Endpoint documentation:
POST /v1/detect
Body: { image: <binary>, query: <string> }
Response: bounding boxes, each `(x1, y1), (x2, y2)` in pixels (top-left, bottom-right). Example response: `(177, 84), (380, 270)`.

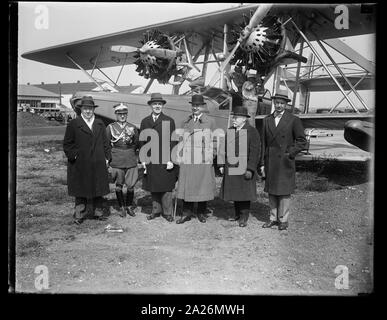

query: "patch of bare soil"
(17, 112), (63, 127)
(14, 135), (373, 294)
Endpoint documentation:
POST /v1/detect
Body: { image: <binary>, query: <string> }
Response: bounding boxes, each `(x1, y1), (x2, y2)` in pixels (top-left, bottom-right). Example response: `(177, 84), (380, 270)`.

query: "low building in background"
(34, 81), (143, 110)
(17, 84), (60, 113)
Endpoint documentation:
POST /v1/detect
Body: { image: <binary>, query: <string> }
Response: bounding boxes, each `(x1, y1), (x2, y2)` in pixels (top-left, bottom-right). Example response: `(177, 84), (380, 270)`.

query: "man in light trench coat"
(259, 90), (307, 230)
(175, 94), (217, 224)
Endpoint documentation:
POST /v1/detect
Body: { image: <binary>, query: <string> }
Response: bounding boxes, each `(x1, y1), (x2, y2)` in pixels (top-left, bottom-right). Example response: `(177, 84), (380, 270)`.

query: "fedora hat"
(271, 88), (291, 102)
(231, 106), (250, 118)
(147, 92), (166, 105)
(113, 103), (128, 113)
(189, 94), (206, 105)
(79, 96), (99, 108)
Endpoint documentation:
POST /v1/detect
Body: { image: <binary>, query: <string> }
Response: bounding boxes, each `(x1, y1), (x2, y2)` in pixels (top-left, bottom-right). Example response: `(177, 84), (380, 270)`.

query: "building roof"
(18, 84), (59, 98)
(31, 82), (142, 95)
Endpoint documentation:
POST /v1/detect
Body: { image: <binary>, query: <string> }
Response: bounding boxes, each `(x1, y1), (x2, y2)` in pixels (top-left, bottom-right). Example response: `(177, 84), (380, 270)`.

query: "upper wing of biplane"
(22, 4), (375, 70)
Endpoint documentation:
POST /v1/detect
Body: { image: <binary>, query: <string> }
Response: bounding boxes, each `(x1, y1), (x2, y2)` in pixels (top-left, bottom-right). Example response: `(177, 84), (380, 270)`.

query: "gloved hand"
(244, 170), (253, 180)
(260, 166), (265, 178)
(166, 161), (174, 170)
(142, 162), (147, 174)
(219, 167), (224, 175)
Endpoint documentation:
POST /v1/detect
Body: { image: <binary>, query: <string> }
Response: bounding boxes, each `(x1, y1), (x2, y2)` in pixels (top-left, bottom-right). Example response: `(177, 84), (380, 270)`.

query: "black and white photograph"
(11, 2), (374, 299)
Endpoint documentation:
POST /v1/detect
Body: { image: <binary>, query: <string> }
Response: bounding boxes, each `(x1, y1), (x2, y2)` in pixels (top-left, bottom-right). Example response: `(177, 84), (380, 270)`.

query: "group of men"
(63, 90), (307, 230)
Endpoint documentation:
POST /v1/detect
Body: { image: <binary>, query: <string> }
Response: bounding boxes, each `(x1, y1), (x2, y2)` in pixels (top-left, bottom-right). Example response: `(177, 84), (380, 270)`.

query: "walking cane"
(173, 195), (177, 220)
(173, 182), (178, 220)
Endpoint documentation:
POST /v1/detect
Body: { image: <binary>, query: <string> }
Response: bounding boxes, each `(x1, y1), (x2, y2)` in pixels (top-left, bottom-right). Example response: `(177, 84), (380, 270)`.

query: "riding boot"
(125, 190), (136, 217)
(115, 190), (126, 217)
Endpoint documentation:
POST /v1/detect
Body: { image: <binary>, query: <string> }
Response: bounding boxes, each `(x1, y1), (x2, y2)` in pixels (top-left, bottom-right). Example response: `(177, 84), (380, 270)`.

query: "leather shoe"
(176, 216), (191, 224)
(119, 207), (126, 218)
(197, 213), (206, 223)
(262, 221), (278, 228)
(278, 222), (288, 230)
(74, 218), (84, 225)
(94, 216), (108, 221)
(239, 219), (247, 227)
(125, 206), (136, 217)
(228, 215), (240, 221)
(147, 212), (160, 220)
(162, 214), (174, 222)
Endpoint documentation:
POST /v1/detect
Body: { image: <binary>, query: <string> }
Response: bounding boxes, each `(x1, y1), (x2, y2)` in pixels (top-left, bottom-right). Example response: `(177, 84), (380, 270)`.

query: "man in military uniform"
(106, 103), (139, 217)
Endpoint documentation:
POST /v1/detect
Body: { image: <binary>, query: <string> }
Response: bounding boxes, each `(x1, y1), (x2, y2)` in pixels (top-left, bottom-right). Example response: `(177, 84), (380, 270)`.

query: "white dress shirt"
(152, 114), (159, 122)
(81, 114), (95, 131)
(193, 113), (203, 122)
(274, 111), (284, 127)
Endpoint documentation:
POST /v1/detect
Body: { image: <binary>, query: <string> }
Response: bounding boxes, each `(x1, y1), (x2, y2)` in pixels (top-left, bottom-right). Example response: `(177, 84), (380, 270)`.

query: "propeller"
(110, 45), (181, 60)
(208, 4), (273, 87)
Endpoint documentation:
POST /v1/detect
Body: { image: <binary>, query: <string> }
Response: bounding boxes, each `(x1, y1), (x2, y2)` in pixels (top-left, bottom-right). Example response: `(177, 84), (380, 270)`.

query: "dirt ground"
(13, 134), (373, 295)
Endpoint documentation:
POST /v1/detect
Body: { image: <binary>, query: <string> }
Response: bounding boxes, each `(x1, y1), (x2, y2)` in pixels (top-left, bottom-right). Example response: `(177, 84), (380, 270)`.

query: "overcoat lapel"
(269, 111), (292, 144)
(151, 113), (164, 129)
(267, 114), (276, 137)
(91, 120), (104, 152)
(77, 117), (93, 135)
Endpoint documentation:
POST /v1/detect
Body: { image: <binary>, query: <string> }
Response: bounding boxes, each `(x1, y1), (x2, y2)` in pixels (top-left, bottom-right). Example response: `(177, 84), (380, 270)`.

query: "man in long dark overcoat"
(219, 104), (261, 227)
(63, 96), (112, 224)
(259, 90), (307, 230)
(139, 93), (178, 222)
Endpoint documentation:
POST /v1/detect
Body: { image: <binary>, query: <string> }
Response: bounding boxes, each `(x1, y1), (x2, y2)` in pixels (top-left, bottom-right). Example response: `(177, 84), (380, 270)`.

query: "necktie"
(194, 116), (197, 122)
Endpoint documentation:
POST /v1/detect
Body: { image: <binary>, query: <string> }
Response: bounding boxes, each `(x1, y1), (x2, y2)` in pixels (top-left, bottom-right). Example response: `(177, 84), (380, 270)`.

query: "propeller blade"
(208, 4), (273, 87)
(141, 48), (180, 60)
(110, 45), (139, 53)
(245, 4), (272, 32)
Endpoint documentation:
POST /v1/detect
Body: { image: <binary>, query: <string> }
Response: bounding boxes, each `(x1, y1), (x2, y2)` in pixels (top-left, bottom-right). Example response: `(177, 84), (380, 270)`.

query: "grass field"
(13, 134), (373, 294)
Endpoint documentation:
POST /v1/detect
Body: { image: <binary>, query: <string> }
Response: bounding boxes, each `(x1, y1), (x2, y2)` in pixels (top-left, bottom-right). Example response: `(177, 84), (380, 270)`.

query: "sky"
(17, 2), (375, 110)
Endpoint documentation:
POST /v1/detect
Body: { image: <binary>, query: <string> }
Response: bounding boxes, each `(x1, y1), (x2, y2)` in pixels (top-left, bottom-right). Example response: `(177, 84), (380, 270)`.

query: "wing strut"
(115, 53), (128, 84)
(289, 19), (360, 114)
(66, 53), (105, 91)
(90, 46), (103, 76)
(329, 73), (369, 113)
(144, 78), (154, 94)
(290, 39), (304, 113)
(312, 34), (369, 111)
(95, 66), (119, 89)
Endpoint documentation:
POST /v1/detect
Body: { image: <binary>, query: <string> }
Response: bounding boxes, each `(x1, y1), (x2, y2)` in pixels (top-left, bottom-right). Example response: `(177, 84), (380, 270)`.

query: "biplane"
(21, 3), (375, 154)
